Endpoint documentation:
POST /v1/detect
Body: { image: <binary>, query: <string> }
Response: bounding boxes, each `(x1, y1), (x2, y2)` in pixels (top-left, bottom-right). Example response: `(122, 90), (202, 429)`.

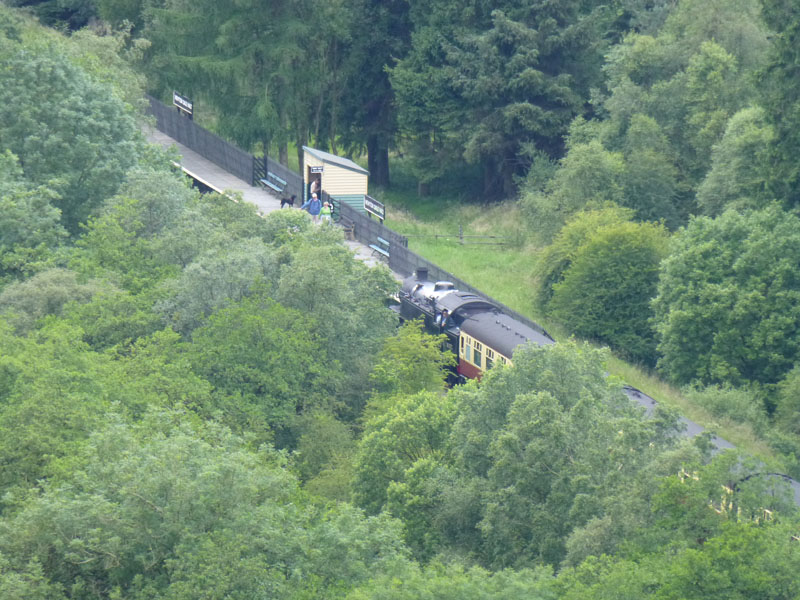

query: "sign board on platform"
(364, 194), (385, 221)
(310, 166), (324, 173)
(173, 92), (193, 118)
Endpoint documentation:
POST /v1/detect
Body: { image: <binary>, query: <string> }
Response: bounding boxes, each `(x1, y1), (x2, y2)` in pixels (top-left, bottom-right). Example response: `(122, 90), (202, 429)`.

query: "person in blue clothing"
(301, 193), (322, 223)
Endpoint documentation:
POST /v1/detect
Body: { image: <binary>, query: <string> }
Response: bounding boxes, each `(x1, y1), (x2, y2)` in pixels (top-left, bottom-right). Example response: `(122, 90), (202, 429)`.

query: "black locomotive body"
(399, 268), (555, 380)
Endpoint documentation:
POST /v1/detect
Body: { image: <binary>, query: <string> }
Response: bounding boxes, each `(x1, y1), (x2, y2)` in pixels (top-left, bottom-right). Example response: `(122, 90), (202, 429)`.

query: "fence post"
(459, 224), (463, 245)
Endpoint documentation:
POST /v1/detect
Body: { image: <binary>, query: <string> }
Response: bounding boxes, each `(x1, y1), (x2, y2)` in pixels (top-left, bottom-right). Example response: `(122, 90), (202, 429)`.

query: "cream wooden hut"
(302, 146), (369, 213)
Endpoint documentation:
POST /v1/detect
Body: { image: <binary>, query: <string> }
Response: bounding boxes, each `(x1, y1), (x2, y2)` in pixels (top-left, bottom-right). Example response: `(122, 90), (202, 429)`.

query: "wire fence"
(405, 225), (509, 245)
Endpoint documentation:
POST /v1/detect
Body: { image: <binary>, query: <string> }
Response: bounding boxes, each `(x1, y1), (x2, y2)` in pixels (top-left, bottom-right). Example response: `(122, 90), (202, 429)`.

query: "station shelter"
(302, 146), (369, 214)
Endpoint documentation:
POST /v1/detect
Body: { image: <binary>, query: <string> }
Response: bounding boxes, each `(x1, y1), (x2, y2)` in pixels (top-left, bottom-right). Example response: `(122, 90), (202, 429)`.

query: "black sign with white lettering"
(364, 195), (385, 220)
(173, 91), (193, 117)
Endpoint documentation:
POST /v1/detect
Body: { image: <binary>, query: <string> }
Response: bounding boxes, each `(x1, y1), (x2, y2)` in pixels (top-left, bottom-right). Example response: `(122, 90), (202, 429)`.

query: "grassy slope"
(374, 165), (775, 461)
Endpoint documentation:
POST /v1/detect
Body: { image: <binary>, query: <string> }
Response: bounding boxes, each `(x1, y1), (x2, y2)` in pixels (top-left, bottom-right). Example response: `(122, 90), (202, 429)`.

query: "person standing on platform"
(300, 193), (322, 223)
(320, 201), (332, 224)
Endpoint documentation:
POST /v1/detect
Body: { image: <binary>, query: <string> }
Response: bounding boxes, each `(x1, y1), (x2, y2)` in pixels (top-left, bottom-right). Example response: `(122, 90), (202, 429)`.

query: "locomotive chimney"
(416, 267), (429, 281)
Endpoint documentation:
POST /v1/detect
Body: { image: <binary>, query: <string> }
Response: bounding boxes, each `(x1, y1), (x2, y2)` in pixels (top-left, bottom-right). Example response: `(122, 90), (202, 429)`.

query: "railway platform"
(144, 124), (401, 280)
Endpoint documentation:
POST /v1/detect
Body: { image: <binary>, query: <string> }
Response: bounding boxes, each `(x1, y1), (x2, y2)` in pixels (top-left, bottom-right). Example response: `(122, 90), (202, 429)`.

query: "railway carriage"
(399, 268), (555, 379)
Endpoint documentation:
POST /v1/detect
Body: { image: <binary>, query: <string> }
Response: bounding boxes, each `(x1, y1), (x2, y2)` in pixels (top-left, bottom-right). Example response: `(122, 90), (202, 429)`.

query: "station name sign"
(173, 91), (193, 117)
(364, 194), (385, 221)
(309, 166), (324, 173)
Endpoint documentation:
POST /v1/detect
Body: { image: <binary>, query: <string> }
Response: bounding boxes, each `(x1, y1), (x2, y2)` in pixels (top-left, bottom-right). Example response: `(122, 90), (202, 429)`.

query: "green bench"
(259, 172), (287, 193)
(369, 236), (390, 261)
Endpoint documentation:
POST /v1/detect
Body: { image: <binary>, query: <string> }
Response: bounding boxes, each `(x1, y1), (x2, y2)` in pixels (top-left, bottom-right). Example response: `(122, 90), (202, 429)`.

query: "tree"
(352, 391), (458, 516)
(155, 238), (281, 336)
(683, 41), (745, 170)
(105, 328), (214, 419)
(0, 269), (108, 334)
(576, 0), (770, 220)
(337, 0), (411, 186)
(274, 235), (398, 420)
(620, 114), (680, 226)
(347, 562), (555, 600)
(374, 342), (681, 569)
(652, 206), (800, 386)
(0, 48), (142, 233)
(758, 0), (800, 207)
(558, 517), (800, 600)
(696, 107), (774, 216)
(292, 411), (356, 502)
(144, 0), (350, 171)
(5, 0), (95, 30)
(561, 435), (705, 567)
(0, 418), (410, 598)
(392, 0), (605, 198)
(0, 320), (113, 501)
(368, 319), (455, 415)
(0, 321), (212, 504)
(0, 151), (66, 283)
(522, 141), (625, 241)
(533, 203), (635, 311)
(0, 553), (67, 600)
(186, 292), (331, 444)
(476, 375), (671, 566)
(72, 198), (180, 295)
(549, 220), (670, 365)
(774, 365), (800, 436)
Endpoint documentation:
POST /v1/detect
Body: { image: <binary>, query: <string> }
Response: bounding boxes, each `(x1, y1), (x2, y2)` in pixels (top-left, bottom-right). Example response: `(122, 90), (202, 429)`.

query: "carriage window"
(461, 337), (465, 351)
(474, 341), (482, 352)
(474, 348), (482, 368)
(465, 345), (471, 362)
(486, 357), (493, 369)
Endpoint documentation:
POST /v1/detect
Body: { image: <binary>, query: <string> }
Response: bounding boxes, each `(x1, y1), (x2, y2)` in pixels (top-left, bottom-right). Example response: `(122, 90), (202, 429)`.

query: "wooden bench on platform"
(259, 172), (287, 194)
(369, 236), (390, 261)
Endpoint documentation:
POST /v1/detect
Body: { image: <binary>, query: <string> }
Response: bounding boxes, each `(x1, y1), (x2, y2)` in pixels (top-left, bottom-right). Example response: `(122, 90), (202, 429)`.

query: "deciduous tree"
(368, 319), (455, 415)
(549, 220), (670, 365)
(186, 293), (330, 443)
(0, 48), (142, 233)
(0, 418), (409, 598)
(696, 106), (773, 216)
(0, 151), (66, 283)
(653, 206), (800, 386)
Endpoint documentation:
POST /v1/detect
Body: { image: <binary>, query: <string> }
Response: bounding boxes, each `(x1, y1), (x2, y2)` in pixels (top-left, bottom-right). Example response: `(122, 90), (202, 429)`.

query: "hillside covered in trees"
(4, 0), (800, 598)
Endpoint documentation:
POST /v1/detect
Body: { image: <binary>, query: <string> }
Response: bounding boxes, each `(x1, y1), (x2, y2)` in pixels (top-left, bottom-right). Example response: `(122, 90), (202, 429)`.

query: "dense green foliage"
(6, 2), (800, 598)
(0, 47), (143, 234)
(653, 206), (800, 387)
(548, 217), (669, 365)
(391, 0), (604, 197)
(758, 0), (800, 207)
(354, 342), (697, 568)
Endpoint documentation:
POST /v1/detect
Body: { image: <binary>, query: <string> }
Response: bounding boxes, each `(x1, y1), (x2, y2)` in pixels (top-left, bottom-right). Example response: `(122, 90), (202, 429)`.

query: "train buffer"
(259, 172), (287, 194)
(369, 236), (390, 261)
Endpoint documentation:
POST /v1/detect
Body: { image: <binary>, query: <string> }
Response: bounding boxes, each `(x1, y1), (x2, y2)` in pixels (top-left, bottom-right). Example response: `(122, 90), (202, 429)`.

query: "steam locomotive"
(398, 268), (555, 380)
